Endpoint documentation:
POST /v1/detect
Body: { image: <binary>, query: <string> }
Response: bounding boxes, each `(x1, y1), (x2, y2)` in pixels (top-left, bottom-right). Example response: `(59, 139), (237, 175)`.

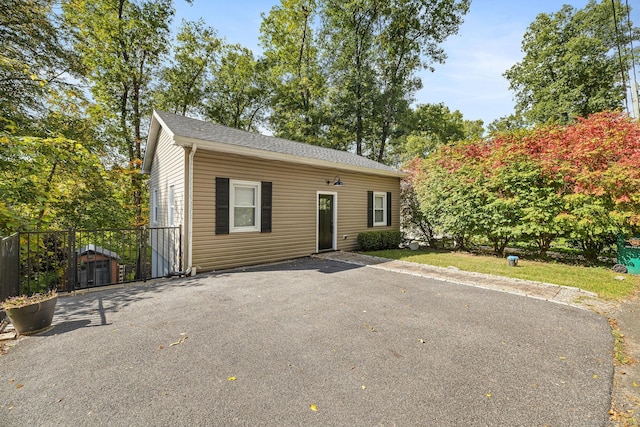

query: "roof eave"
(174, 135), (407, 178)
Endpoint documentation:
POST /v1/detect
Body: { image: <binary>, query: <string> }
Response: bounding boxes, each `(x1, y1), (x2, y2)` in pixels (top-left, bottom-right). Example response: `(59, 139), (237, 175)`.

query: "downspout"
(167, 143), (197, 278)
(186, 143), (197, 276)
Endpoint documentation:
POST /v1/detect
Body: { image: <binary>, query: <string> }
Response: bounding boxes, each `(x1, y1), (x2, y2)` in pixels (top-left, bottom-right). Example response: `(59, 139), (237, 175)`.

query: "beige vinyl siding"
(148, 127), (186, 273)
(192, 150), (400, 271)
(148, 127), (186, 227)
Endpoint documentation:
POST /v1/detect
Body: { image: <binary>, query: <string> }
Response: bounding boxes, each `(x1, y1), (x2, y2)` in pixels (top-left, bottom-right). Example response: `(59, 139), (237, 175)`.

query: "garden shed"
(77, 244), (121, 288)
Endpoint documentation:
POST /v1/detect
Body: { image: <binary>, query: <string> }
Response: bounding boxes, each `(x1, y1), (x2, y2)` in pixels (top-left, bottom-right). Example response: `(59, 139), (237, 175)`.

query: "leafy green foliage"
(392, 103), (483, 164)
(0, 0), (485, 235)
(63, 0), (175, 224)
(504, 1), (636, 124)
(400, 158), (437, 247)
(411, 112), (640, 259)
(320, 0), (470, 162)
(155, 19), (222, 116)
(203, 44), (270, 131)
(260, 0), (329, 146)
(0, 0), (81, 128)
(0, 131), (130, 233)
(357, 230), (403, 251)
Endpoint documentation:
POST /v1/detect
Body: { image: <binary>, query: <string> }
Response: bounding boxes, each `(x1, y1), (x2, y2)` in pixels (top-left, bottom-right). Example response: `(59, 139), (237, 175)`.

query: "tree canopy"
(0, 0), (81, 129)
(504, 0), (639, 125)
(4, 0), (639, 251)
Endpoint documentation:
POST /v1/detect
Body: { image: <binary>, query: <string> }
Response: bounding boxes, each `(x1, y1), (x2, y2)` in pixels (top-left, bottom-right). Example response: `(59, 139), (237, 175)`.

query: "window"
(368, 191), (392, 228)
(230, 180), (261, 232)
(168, 185), (175, 226)
(152, 189), (159, 224)
(373, 192), (387, 226)
(216, 177), (272, 235)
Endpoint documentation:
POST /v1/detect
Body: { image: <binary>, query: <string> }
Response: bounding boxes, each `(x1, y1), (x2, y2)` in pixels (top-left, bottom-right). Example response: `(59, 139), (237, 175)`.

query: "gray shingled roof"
(154, 111), (400, 174)
(77, 244), (120, 260)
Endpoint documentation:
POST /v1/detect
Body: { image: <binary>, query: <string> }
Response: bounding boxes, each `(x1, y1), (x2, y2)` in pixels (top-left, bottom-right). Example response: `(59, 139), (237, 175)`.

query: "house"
(141, 110), (404, 274)
(77, 244), (120, 287)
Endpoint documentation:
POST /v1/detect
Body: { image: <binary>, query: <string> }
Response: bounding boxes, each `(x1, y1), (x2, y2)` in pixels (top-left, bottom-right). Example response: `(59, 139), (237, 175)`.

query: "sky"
(173, 0), (640, 127)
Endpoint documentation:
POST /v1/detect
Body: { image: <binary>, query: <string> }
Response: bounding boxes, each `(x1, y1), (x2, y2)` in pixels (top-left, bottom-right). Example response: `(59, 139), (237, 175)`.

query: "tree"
(0, 0), (81, 128)
(504, 1), (638, 124)
(155, 19), (223, 116)
(415, 144), (486, 251)
(372, 0), (470, 163)
(401, 158), (437, 246)
(0, 132), (129, 233)
(557, 193), (618, 262)
(321, 0), (470, 162)
(396, 103), (473, 159)
(321, 0), (380, 156)
(487, 114), (526, 135)
(63, 0), (175, 225)
(260, 0), (329, 145)
(203, 45), (270, 132)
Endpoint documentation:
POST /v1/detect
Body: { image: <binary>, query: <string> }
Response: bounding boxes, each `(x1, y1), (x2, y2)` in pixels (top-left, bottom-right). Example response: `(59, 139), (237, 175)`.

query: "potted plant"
(2, 290), (57, 335)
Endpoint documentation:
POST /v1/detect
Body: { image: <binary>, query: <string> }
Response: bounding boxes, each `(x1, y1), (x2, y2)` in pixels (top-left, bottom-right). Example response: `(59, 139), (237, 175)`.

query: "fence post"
(141, 226), (147, 282)
(179, 226), (183, 273)
(67, 228), (75, 292)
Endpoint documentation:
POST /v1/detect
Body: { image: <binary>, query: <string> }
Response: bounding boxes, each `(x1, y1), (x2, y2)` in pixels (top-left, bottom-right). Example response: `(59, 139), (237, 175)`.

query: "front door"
(318, 194), (334, 251)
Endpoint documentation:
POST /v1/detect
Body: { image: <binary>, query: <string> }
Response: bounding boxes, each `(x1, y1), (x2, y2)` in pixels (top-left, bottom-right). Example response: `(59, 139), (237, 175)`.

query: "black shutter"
(216, 177), (229, 235)
(386, 191), (392, 226)
(367, 191), (373, 228)
(261, 181), (272, 233)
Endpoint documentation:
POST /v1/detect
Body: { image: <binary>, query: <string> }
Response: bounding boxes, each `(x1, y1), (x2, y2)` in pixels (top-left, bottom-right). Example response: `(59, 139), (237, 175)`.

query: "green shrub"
(357, 230), (402, 251)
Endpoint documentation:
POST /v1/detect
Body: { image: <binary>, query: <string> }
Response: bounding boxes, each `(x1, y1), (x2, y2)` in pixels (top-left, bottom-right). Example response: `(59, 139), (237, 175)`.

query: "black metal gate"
(0, 233), (20, 302)
(15, 227), (181, 295)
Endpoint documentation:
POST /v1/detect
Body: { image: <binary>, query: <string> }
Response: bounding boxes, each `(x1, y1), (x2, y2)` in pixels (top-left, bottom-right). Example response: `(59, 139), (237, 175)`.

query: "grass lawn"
(365, 249), (640, 300)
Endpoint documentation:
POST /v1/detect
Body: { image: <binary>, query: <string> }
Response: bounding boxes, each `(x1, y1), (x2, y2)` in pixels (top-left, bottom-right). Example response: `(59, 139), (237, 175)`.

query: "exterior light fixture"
(327, 176), (344, 186)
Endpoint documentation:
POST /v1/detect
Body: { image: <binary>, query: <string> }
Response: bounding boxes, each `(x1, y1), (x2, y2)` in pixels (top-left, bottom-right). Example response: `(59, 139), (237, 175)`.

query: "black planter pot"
(6, 296), (57, 335)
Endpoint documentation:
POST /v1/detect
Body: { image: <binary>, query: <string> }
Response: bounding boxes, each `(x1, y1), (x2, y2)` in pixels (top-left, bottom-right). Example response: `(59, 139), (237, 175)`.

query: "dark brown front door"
(318, 194), (334, 251)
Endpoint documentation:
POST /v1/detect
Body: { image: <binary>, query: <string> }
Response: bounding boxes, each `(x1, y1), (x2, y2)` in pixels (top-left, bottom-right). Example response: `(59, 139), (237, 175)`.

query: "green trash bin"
(617, 235), (640, 275)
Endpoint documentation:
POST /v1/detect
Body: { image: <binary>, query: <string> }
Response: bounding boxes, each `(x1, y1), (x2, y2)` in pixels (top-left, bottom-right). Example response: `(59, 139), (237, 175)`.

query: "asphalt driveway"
(0, 258), (612, 426)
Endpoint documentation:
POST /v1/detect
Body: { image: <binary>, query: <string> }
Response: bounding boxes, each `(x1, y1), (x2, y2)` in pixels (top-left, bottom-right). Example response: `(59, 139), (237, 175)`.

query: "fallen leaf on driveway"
(634, 382), (638, 387)
(310, 404), (318, 412)
(593, 374), (598, 379)
(170, 336), (188, 346)
(16, 384), (22, 389)
(559, 356), (566, 360)
(227, 376), (236, 381)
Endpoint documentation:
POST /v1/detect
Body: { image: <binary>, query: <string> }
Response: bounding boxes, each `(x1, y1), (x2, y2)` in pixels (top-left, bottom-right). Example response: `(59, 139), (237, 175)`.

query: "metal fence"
(1, 233), (20, 300)
(0, 227), (181, 297)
